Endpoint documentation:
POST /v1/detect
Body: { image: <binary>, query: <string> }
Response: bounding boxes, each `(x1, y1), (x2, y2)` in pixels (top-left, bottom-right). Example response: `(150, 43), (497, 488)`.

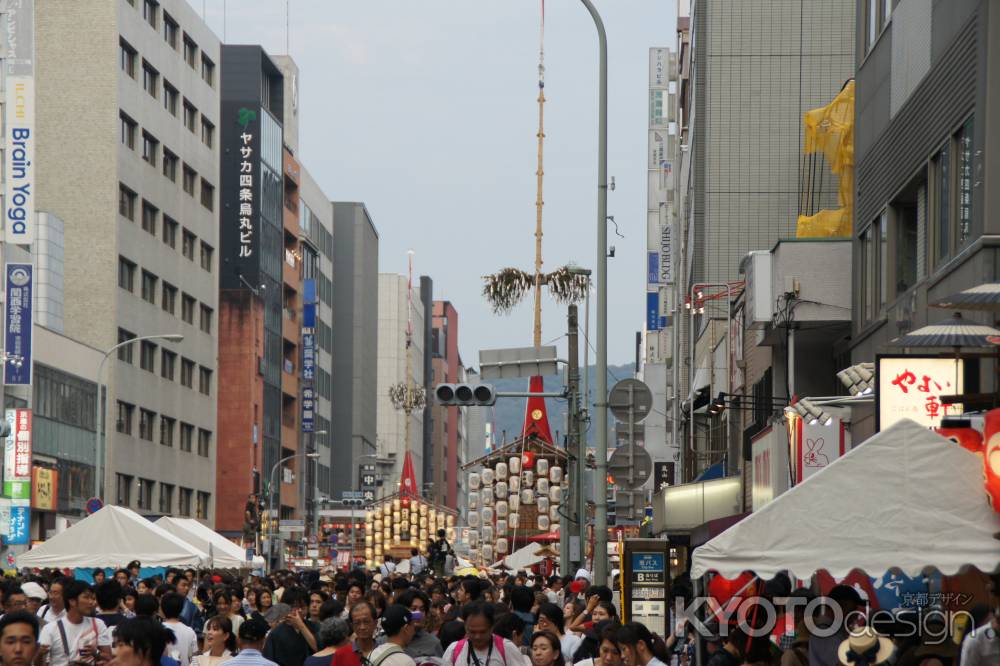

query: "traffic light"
(343, 498), (365, 508)
(434, 383), (497, 406)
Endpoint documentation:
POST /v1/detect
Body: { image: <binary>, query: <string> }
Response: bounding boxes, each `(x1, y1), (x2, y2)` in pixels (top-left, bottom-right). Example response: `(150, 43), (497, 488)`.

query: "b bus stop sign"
(621, 539), (671, 637)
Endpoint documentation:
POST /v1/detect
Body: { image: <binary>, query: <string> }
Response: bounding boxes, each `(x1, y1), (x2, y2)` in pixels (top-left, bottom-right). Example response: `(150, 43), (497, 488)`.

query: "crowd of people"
(0, 556), (993, 666)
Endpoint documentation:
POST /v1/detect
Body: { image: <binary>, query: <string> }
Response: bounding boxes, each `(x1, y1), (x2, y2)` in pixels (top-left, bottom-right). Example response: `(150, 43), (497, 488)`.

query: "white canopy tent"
(17, 505), (209, 569)
(156, 516), (265, 569)
(489, 542), (548, 572)
(692, 419), (1000, 580)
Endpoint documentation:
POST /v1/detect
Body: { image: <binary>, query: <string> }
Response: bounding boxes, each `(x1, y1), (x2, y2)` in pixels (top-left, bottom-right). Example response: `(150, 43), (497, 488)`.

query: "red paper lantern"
(707, 572), (754, 606)
(522, 452), (536, 470)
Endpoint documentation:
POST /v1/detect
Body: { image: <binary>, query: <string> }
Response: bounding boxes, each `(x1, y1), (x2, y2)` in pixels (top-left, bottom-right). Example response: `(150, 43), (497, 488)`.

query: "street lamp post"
(308, 430), (328, 536)
(94, 333), (184, 503)
(268, 450), (320, 570)
(579, 0), (609, 586)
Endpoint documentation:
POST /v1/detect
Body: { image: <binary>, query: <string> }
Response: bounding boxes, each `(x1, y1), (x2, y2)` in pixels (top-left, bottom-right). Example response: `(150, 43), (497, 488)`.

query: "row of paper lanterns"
(363, 499), (455, 568)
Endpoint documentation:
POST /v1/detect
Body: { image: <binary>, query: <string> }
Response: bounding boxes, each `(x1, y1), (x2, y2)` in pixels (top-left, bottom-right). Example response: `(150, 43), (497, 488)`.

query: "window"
(182, 164), (197, 195)
(140, 270), (157, 303)
(117, 328), (136, 363)
(180, 423), (194, 452)
(159, 483), (174, 514)
(199, 304), (213, 334)
(182, 229), (196, 259)
(119, 184), (137, 220)
(200, 117), (214, 148)
(140, 340), (156, 372)
(859, 213), (887, 324)
(196, 491), (210, 519)
(160, 416), (175, 447)
(179, 487), (193, 516)
(181, 294), (196, 324)
(957, 117), (974, 245)
(161, 349), (177, 380)
(139, 409), (155, 441)
(137, 478), (154, 511)
(200, 179), (214, 211)
(163, 81), (179, 116)
(162, 216), (178, 248)
(198, 366), (212, 395)
(119, 39), (137, 78)
(183, 100), (197, 132)
(163, 12), (178, 48)
(117, 474), (134, 506)
(183, 34), (198, 68)
(866, 0), (891, 53)
(120, 112), (136, 150)
(197, 428), (211, 457)
(160, 284), (178, 318)
(201, 54), (215, 86)
(141, 132), (158, 165)
(116, 402), (134, 435)
(142, 61), (159, 98)
(118, 257), (136, 292)
(143, 0), (158, 29)
(934, 143), (951, 264)
(141, 200), (158, 234)
(200, 242), (214, 272)
(180, 358), (195, 388)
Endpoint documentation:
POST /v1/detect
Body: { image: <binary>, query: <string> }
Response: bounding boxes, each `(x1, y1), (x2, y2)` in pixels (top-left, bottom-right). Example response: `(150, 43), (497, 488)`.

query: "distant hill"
(490, 363), (635, 447)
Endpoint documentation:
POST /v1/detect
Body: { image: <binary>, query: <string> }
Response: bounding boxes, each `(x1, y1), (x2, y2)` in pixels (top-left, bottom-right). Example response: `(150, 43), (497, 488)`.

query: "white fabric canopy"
(17, 505), (209, 569)
(156, 517), (264, 569)
(691, 419), (1000, 580)
(489, 541), (546, 572)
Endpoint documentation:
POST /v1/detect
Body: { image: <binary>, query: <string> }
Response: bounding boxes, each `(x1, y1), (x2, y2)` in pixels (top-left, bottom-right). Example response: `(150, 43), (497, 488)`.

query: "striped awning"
(931, 282), (1000, 311)
(890, 312), (1000, 348)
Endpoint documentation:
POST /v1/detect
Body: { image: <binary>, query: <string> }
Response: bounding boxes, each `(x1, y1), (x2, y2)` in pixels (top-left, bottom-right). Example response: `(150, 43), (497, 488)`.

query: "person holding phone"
(262, 588), (318, 666)
(36, 581), (112, 666)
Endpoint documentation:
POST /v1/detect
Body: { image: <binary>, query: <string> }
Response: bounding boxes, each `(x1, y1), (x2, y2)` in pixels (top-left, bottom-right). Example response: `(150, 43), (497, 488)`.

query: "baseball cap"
(381, 604), (414, 636)
(21, 582), (46, 601)
(239, 615), (271, 642)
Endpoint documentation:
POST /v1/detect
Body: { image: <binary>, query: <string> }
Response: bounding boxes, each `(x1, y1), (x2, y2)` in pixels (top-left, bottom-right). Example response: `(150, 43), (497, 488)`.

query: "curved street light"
(93, 333), (184, 503)
(268, 450), (320, 570)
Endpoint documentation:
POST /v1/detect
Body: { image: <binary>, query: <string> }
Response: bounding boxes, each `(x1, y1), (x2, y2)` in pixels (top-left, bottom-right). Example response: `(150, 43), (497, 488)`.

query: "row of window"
(118, 258), (214, 334)
(858, 116), (975, 324)
(126, 0), (215, 86)
(119, 116), (214, 210)
(116, 472), (209, 518)
(115, 400), (212, 456)
(119, 185), (214, 270)
(116, 328), (212, 395)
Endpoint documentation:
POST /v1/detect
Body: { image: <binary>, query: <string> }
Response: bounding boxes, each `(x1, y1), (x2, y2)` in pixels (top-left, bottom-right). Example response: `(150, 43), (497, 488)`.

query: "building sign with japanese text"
(4, 409), (31, 500)
(3, 0), (35, 245)
(31, 466), (56, 511)
(302, 333), (315, 381)
(876, 356), (963, 430)
(301, 386), (315, 433)
(220, 102), (261, 289)
(4, 263), (32, 385)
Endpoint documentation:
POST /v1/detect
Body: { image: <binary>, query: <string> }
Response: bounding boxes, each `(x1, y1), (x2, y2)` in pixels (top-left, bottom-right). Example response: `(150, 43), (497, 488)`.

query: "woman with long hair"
(615, 623), (669, 666)
(191, 616), (236, 666)
(536, 603), (583, 660)
(531, 631), (565, 666)
(572, 624), (623, 666)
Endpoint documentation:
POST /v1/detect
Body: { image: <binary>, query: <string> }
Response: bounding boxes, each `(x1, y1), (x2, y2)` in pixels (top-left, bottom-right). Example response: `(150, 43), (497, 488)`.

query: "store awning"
(652, 476), (742, 535)
(691, 420), (1000, 580)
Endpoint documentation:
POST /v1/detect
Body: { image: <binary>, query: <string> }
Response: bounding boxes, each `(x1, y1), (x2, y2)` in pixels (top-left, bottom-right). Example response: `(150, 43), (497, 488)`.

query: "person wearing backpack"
(367, 606), (416, 666)
(442, 602), (525, 666)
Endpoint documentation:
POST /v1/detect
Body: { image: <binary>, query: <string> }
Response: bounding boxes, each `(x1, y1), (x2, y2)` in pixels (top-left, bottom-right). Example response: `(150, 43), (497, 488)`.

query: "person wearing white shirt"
(380, 556), (397, 578)
(38, 581), (111, 666)
(409, 549), (428, 576)
(162, 593), (199, 666)
(36, 579), (67, 626)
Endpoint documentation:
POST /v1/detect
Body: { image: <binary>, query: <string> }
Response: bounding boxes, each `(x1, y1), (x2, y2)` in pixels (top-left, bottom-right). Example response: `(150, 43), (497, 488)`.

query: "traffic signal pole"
(563, 305), (581, 574)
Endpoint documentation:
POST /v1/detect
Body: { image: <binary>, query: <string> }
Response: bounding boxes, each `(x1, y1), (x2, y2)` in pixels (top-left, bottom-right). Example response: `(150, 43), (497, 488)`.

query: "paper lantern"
(468, 530), (480, 547)
(437, 514), (446, 529)
(482, 469), (495, 485)
(482, 506), (494, 523)
(365, 547), (373, 559)
(374, 519), (383, 531)
(374, 531), (383, 543)
(550, 521), (560, 533)
(522, 452), (536, 469)
(509, 456), (521, 475)
(537, 496), (550, 513)
(419, 516), (428, 529)
(550, 466), (563, 483)
(483, 544), (494, 561)
(510, 476), (521, 493)
(382, 503), (391, 516)
(469, 492), (479, 510)
(496, 500), (509, 517)
(523, 471), (534, 487)
(393, 498), (401, 512)
(393, 510), (401, 522)
(495, 481), (508, 498)
(537, 514), (550, 530)
(520, 489), (535, 505)
(482, 525), (494, 542)
(537, 478), (550, 494)
(469, 473), (481, 490)
(549, 506), (560, 521)
(468, 512), (481, 528)
(496, 462), (508, 480)
(419, 503), (428, 516)
(537, 459), (549, 477)
(366, 511), (375, 521)
(496, 519), (508, 534)
(482, 490), (494, 506)
(509, 512), (520, 528)
(496, 538), (509, 554)
(366, 559), (374, 569)
(549, 486), (563, 503)
(509, 494), (520, 511)
(420, 528), (428, 542)
(365, 535), (373, 546)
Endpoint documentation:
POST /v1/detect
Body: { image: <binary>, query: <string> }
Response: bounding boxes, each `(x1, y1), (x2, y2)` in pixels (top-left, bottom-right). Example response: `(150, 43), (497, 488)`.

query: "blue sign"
(631, 552), (665, 572)
(303, 303), (316, 328)
(647, 252), (659, 285)
(301, 386), (315, 432)
(646, 292), (660, 331)
(302, 333), (315, 381)
(303, 279), (317, 304)
(6, 504), (29, 545)
(4, 263), (32, 385)
(86, 497), (104, 514)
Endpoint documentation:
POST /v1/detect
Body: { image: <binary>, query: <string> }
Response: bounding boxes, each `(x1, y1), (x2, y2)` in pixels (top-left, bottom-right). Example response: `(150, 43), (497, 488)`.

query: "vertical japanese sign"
(4, 409), (32, 499)
(4, 263), (33, 385)
(302, 333), (315, 381)
(237, 109), (256, 259)
(301, 386), (315, 433)
(876, 356), (963, 430)
(3, 0), (35, 245)
(646, 292), (660, 332)
(220, 101), (260, 289)
(647, 252), (659, 285)
(31, 466), (56, 511)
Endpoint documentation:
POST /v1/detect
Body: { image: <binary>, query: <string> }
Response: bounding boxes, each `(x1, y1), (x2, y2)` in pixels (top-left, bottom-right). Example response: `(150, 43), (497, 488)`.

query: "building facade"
(331, 203), (379, 497)
(37, 0), (220, 521)
(430, 301), (461, 509)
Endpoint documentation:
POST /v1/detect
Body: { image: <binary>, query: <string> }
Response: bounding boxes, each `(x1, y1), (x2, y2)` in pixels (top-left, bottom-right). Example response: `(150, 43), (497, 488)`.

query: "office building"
(429, 301), (462, 510)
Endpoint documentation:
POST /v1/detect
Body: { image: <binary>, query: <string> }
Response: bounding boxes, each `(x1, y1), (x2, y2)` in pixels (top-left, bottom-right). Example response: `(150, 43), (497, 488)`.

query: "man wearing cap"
(20, 584), (46, 621)
(368, 605), (416, 666)
(228, 616), (279, 666)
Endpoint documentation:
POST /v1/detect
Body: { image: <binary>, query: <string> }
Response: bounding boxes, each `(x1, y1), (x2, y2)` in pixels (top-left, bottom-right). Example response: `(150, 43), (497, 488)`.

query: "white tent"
(489, 541), (547, 572)
(17, 505), (208, 569)
(691, 419), (1000, 580)
(156, 516), (265, 569)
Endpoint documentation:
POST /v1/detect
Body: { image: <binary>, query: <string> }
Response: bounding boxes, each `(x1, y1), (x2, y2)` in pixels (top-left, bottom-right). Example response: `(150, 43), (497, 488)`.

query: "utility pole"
(562, 305), (580, 574)
(580, 0), (609, 586)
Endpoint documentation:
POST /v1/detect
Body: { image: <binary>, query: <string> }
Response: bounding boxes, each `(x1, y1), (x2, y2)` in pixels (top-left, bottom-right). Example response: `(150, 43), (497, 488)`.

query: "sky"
(204, 0), (676, 366)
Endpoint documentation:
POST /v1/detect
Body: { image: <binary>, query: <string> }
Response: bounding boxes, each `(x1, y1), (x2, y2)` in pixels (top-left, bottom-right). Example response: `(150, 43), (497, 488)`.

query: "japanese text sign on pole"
(4, 264), (33, 385)
(876, 356), (963, 430)
(4, 409), (32, 500)
(301, 387), (315, 433)
(3, 0), (35, 245)
(302, 333), (315, 381)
